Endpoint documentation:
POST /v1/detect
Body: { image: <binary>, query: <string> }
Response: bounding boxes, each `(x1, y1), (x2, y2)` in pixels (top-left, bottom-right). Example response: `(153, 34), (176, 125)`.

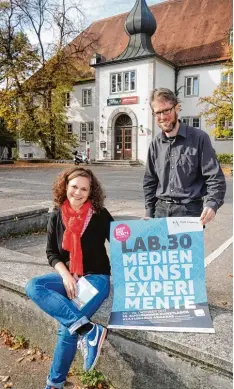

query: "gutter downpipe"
(175, 66), (179, 95)
(152, 58), (156, 139)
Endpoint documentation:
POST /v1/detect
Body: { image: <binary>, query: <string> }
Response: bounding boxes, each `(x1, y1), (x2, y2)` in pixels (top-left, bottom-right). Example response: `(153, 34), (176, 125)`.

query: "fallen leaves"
(16, 357), (25, 363)
(0, 330), (15, 348)
(0, 330), (28, 350)
(4, 383), (13, 389)
(0, 376), (10, 383)
(0, 329), (52, 389)
(0, 376), (13, 389)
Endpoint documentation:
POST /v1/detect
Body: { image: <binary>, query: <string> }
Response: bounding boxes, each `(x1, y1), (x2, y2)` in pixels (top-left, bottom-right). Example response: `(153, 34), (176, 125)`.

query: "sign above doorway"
(107, 96), (138, 106)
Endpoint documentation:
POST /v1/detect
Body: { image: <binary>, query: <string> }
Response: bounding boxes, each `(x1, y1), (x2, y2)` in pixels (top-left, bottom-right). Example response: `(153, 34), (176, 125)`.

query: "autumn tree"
(0, 0), (97, 158)
(199, 50), (233, 139)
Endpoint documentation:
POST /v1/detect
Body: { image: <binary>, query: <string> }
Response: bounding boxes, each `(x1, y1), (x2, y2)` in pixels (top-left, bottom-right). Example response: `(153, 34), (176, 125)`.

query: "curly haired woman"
(25, 167), (113, 389)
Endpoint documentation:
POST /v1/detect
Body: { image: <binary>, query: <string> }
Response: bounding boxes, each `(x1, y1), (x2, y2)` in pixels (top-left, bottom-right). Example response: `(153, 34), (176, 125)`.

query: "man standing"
(143, 88), (226, 225)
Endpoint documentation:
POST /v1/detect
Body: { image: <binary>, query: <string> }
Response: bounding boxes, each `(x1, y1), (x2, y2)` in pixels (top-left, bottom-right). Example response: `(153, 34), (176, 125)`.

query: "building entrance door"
(114, 114), (132, 160)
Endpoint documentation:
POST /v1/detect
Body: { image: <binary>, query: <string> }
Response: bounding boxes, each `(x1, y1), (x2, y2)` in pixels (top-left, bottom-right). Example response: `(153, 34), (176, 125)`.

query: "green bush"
(216, 153), (233, 164)
(81, 369), (108, 387)
(12, 147), (19, 160)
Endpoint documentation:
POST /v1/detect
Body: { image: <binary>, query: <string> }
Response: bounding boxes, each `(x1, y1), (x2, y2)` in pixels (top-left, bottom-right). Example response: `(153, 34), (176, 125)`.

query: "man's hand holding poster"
(108, 217), (214, 333)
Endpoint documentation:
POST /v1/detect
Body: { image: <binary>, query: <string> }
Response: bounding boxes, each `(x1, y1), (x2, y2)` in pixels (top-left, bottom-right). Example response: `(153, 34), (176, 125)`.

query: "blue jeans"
(25, 273), (110, 389)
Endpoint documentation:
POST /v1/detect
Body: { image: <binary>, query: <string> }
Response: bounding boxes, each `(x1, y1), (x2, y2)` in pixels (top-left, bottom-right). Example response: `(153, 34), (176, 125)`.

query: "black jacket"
(46, 207), (114, 275)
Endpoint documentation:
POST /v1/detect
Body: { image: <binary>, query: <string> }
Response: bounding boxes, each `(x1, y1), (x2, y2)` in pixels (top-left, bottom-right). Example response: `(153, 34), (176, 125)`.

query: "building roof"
(71, 0), (232, 68)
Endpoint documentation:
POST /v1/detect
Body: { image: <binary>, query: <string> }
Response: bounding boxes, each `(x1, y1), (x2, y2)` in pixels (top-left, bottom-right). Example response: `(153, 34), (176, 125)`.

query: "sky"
(82, 0), (164, 25)
(27, 0), (164, 47)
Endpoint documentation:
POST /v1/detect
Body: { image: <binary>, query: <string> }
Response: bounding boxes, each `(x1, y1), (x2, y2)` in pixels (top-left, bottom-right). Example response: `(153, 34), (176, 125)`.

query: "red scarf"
(61, 199), (92, 275)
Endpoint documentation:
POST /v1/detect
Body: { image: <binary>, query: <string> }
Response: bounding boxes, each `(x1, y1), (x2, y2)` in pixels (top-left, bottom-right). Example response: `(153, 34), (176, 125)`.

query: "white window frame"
(80, 122), (94, 142)
(66, 123), (73, 135)
(221, 72), (233, 84)
(216, 119), (233, 140)
(64, 92), (70, 107)
(82, 89), (92, 106)
(181, 116), (201, 128)
(110, 70), (136, 94)
(185, 76), (199, 97)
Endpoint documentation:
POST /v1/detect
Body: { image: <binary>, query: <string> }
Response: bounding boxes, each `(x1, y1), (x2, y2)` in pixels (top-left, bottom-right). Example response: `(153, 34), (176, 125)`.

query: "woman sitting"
(25, 167), (113, 389)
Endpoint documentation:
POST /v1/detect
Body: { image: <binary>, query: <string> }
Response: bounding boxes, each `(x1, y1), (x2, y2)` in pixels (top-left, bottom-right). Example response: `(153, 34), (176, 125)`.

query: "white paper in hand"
(72, 277), (98, 309)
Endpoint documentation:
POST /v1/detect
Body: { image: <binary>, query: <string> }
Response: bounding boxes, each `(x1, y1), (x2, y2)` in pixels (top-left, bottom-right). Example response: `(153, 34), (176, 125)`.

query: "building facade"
(18, 0), (233, 162)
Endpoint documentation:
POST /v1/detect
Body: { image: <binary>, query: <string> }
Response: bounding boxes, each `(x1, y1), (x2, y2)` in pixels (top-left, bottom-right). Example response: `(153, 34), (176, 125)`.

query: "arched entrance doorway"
(115, 114), (132, 160)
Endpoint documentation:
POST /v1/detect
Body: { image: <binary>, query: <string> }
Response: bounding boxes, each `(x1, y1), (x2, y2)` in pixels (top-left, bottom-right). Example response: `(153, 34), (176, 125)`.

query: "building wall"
(97, 59), (151, 162)
(19, 141), (46, 159)
(155, 59), (175, 91)
(18, 60), (232, 160)
(177, 64), (233, 153)
(154, 59), (175, 138)
(67, 81), (96, 160)
(96, 57), (175, 163)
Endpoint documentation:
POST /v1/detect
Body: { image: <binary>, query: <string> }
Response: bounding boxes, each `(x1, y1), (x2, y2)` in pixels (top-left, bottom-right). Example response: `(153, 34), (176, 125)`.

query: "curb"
(0, 208), (49, 238)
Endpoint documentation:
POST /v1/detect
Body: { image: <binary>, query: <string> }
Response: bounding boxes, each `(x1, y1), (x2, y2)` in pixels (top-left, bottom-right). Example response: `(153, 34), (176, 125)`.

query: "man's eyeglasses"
(152, 105), (176, 118)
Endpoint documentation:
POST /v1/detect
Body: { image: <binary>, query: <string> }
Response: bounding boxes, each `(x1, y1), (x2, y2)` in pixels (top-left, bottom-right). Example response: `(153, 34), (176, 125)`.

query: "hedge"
(216, 153), (233, 165)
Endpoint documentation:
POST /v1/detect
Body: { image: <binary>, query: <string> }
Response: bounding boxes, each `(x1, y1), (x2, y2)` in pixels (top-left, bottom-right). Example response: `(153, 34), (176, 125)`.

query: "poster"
(108, 217), (214, 333)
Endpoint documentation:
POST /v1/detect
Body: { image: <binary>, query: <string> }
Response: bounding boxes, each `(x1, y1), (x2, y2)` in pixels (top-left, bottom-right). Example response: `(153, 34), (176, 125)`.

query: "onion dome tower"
(113, 0), (157, 62)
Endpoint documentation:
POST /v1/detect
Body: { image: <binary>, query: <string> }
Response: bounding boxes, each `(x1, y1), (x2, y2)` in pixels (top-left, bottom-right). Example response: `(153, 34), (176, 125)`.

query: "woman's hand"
(54, 262), (78, 299)
(62, 273), (78, 299)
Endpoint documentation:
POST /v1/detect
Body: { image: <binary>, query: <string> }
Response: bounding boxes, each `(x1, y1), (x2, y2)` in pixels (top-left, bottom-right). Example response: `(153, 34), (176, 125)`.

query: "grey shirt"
(143, 122), (226, 217)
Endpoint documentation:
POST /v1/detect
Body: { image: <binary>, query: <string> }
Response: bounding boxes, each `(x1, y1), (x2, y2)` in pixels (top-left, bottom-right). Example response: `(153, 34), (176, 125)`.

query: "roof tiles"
(71, 0), (232, 67)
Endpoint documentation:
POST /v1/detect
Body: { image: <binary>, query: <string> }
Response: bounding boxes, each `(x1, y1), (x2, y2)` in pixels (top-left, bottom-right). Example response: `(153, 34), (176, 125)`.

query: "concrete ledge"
(0, 207), (49, 238)
(0, 247), (232, 389)
(0, 160), (14, 165)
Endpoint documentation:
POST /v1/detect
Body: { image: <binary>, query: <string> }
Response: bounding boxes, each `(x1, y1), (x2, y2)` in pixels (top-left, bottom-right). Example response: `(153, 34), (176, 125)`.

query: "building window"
(192, 117), (200, 128)
(82, 89), (92, 106)
(110, 70), (136, 94)
(80, 123), (87, 141)
(216, 119), (233, 140)
(221, 72), (233, 84)
(124, 71), (136, 92)
(24, 153), (34, 158)
(181, 117), (189, 126)
(181, 117), (200, 128)
(229, 28), (233, 46)
(80, 122), (94, 142)
(87, 122), (94, 141)
(185, 76), (199, 97)
(64, 92), (70, 107)
(66, 123), (73, 135)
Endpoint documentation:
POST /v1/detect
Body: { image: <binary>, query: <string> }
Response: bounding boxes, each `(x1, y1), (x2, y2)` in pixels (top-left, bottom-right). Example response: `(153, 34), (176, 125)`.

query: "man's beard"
(159, 113), (178, 133)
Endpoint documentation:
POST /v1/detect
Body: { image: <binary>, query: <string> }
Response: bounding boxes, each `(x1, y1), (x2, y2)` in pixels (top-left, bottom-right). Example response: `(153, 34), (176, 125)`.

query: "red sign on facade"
(121, 96), (138, 105)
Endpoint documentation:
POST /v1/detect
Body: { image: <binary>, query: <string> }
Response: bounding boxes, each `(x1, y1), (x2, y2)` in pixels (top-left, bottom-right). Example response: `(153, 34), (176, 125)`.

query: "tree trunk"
(48, 89), (56, 159)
